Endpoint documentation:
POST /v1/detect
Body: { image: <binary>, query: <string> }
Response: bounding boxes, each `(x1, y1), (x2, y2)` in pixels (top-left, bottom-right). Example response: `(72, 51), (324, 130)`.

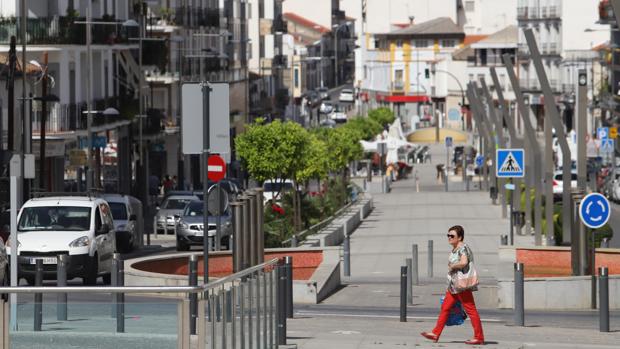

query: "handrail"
(0, 258), (281, 295)
(282, 188), (364, 246)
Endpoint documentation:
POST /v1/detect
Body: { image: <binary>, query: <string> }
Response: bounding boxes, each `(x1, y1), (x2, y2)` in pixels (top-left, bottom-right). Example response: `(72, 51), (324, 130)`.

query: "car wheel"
(176, 238), (189, 252)
(82, 255), (98, 285)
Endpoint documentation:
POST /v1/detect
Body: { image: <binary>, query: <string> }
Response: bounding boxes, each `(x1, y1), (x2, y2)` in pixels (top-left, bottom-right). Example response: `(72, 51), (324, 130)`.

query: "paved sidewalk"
(286, 142), (620, 348)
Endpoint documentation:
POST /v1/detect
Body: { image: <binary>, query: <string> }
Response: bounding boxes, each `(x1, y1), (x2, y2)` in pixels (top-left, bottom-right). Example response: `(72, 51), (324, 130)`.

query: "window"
(469, 74), (474, 82)
(374, 40), (380, 49)
(465, 1), (475, 12)
(414, 40), (428, 48)
(294, 68), (299, 88)
(477, 74), (485, 82)
(109, 203), (128, 220)
(396, 39), (403, 48)
(441, 40), (455, 48)
(18, 206), (92, 232)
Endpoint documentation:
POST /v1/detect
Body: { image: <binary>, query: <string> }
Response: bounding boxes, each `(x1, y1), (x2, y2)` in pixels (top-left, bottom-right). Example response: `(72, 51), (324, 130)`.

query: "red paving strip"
(516, 248), (620, 277)
(133, 250), (323, 280)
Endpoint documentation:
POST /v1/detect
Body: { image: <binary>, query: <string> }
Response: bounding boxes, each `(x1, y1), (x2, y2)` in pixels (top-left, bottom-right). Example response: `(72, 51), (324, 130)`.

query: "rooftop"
(283, 12), (330, 34)
(382, 17), (464, 37)
(470, 25), (518, 49)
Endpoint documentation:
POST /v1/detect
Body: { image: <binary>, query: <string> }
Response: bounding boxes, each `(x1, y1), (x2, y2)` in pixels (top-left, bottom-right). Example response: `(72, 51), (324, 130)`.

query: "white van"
(9, 196), (116, 285)
(103, 194), (143, 253)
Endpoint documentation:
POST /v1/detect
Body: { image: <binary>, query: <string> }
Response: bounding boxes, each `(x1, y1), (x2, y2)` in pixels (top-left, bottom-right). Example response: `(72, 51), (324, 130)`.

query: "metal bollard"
(400, 266), (407, 322)
(599, 267), (609, 332)
(284, 256), (293, 319)
(111, 253), (119, 318)
(117, 255), (125, 333)
(343, 234), (351, 277)
(255, 188), (265, 264)
(57, 255), (68, 321)
(514, 262), (524, 326)
(34, 259), (43, 332)
(188, 255), (198, 335)
(427, 240), (433, 278)
(276, 265), (287, 345)
(248, 192), (258, 266)
(411, 244), (419, 285)
(242, 196), (252, 269)
(406, 258), (413, 305)
(291, 235), (298, 248)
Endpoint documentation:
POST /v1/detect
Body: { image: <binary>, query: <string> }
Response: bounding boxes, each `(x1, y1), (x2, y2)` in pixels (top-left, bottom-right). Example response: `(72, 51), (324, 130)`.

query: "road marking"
(295, 311), (502, 323)
(331, 330), (361, 335)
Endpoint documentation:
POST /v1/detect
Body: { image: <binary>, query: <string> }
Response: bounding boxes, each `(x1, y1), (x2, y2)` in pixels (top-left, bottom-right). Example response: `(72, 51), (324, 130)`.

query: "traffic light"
(424, 68), (430, 79)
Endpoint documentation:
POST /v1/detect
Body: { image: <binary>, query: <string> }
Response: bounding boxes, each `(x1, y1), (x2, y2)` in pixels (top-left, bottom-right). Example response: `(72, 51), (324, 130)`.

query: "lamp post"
(75, 6), (138, 190)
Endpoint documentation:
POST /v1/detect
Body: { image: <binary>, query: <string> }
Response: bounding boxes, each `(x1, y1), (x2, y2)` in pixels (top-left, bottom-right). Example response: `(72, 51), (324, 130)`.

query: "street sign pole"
(468, 83), (497, 201)
(503, 53), (543, 245)
(525, 28), (572, 245)
(466, 86), (494, 193)
(577, 69), (588, 191)
(202, 82), (212, 283)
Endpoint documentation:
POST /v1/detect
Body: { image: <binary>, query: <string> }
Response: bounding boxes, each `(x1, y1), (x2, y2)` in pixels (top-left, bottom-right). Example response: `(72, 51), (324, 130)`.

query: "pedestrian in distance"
(421, 225), (484, 345)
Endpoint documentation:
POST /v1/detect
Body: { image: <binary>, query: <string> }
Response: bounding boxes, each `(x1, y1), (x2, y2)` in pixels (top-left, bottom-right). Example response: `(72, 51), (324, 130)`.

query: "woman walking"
(421, 225), (485, 345)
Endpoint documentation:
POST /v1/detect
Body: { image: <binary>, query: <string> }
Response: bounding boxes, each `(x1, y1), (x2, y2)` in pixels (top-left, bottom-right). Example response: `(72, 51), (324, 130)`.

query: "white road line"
(295, 311), (503, 323)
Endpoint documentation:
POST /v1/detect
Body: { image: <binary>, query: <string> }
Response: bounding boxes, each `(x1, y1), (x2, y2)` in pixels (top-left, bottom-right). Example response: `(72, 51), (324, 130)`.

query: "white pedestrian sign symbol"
(499, 152), (522, 173)
(496, 149), (525, 178)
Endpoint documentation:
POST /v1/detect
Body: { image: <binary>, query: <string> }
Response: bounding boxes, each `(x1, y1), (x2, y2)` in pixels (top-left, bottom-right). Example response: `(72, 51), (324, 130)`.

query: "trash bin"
(490, 186), (498, 201)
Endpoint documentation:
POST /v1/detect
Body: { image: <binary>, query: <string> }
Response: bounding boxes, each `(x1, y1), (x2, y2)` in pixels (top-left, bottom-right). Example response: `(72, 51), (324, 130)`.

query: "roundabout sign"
(579, 193), (611, 229)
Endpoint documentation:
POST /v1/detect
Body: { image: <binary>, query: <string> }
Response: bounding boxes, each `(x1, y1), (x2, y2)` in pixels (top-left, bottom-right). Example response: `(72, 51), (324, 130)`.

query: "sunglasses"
(447, 234), (456, 238)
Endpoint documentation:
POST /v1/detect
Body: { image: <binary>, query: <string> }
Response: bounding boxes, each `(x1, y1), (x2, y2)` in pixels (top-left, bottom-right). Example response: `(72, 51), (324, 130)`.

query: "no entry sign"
(208, 155), (227, 182)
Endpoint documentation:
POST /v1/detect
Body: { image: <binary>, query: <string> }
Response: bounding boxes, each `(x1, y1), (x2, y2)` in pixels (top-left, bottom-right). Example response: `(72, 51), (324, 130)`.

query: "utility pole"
(20, 0), (27, 202)
(7, 36), (16, 154)
(40, 52), (48, 191)
(86, 2), (93, 190)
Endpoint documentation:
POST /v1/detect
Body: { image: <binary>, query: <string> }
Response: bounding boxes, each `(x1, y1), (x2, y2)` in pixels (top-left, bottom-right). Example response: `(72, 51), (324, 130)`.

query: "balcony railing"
(549, 43), (559, 54)
(548, 6), (559, 18)
(0, 16), (134, 45)
(561, 83), (575, 94)
(541, 43), (549, 54)
(541, 7), (548, 18)
(517, 7), (528, 19)
(391, 80), (404, 91)
(174, 6), (220, 28)
(529, 7), (538, 19)
(32, 103), (85, 134)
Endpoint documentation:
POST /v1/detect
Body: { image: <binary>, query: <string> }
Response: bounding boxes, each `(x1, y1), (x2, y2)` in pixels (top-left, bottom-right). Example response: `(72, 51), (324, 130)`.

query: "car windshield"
(18, 206), (91, 232)
(263, 181), (293, 193)
(342, 89), (353, 94)
(184, 201), (204, 216)
(109, 202), (128, 220)
(162, 198), (193, 210)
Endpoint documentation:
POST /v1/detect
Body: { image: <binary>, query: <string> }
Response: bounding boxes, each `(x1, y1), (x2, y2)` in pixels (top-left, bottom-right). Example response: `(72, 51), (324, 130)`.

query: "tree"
(343, 116), (383, 141)
(368, 107), (395, 128)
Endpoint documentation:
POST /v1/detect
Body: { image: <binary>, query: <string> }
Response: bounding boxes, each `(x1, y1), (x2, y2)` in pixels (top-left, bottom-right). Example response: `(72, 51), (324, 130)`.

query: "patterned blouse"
(447, 243), (476, 294)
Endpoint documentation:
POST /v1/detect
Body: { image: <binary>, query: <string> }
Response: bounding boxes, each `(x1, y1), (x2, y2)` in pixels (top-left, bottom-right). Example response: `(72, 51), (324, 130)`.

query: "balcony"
(174, 6), (220, 28)
(517, 7), (528, 20)
(549, 43), (559, 55)
(548, 6), (559, 19)
(518, 43), (530, 57)
(561, 83), (575, 94)
(529, 7), (538, 19)
(541, 43), (549, 54)
(541, 7), (548, 18)
(0, 16), (133, 45)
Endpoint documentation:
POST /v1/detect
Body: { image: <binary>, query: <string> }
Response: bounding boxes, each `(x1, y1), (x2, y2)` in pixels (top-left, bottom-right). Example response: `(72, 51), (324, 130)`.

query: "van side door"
(97, 203), (115, 272)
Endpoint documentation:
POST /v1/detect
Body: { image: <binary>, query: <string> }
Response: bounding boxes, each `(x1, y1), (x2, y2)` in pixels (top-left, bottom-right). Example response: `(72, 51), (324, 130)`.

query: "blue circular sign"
(579, 193), (611, 229)
(475, 155), (484, 167)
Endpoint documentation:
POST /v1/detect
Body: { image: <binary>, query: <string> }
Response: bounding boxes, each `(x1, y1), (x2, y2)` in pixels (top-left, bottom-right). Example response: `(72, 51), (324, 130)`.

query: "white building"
(517, 0), (607, 129)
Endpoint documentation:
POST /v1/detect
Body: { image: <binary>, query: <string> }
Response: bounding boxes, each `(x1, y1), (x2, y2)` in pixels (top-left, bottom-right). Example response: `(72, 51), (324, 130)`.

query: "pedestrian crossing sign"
(496, 149), (525, 178)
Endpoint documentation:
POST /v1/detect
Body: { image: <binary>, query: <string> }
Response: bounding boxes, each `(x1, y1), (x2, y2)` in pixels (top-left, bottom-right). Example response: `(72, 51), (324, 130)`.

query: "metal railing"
(0, 257), (284, 349)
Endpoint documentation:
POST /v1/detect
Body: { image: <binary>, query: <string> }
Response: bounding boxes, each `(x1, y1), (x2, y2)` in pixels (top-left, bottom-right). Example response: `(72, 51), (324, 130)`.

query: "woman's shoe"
(420, 332), (439, 343)
(465, 338), (485, 345)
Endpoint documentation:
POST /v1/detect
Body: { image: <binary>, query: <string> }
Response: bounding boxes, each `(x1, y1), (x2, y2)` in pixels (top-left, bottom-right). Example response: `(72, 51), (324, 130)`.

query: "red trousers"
(432, 290), (484, 341)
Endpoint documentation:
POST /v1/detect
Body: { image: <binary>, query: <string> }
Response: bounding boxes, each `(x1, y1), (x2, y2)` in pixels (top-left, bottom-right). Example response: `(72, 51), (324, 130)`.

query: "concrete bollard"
(284, 256), (293, 319)
(34, 259), (43, 332)
(291, 235), (298, 248)
(427, 240), (433, 278)
(411, 244), (419, 285)
(116, 254), (125, 333)
(400, 266), (407, 322)
(343, 234), (351, 277)
(406, 258), (413, 305)
(188, 255), (198, 335)
(514, 262), (524, 326)
(599, 267), (609, 332)
(57, 255), (68, 321)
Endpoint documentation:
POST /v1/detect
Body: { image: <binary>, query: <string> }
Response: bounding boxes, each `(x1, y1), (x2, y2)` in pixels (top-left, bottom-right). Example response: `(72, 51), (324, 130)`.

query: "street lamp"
(75, 4), (139, 190)
(332, 22), (352, 87)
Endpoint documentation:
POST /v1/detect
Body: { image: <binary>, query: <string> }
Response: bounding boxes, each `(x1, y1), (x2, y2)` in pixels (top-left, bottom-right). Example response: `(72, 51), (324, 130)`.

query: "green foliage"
(343, 116), (383, 141)
(367, 107), (395, 128)
(315, 127), (364, 172)
(235, 120), (315, 183)
(296, 134), (329, 182)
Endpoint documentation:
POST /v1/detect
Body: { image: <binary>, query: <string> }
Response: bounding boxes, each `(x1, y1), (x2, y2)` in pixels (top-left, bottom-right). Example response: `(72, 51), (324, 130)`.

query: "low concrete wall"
(498, 246), (620, 309)
(293, 247), (342, 303)
(498, 275), (620, 309)
(300, 195), (374, 248)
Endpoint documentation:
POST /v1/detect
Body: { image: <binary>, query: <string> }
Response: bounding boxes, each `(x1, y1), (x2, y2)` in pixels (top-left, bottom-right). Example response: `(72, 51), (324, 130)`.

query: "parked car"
(319, 118), (337, 128)
(10, 196), (116, 285)
(175, 200), (232, 251)
(320, 102), (334, 114)
(330, 110), (347, 123)
(317, 87), (329, 100)
(552, 170), (578, 199)
(339, 88), (354, 103)
(103, 194), (143, 253)
(156, 194), (200, 234)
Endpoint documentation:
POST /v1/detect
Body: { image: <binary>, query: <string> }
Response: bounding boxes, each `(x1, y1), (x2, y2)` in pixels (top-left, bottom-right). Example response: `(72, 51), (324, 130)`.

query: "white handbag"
(452, 261), (479, 292)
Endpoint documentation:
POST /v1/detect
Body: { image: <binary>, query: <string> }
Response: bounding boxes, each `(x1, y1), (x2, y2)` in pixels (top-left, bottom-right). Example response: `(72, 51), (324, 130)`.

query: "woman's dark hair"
(449, 225), (465, 241)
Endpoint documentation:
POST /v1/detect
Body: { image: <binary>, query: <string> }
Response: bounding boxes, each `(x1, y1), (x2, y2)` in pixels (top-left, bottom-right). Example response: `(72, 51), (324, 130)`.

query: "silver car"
(175, 201), (232, 251)
(156, 194), (199, 234)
